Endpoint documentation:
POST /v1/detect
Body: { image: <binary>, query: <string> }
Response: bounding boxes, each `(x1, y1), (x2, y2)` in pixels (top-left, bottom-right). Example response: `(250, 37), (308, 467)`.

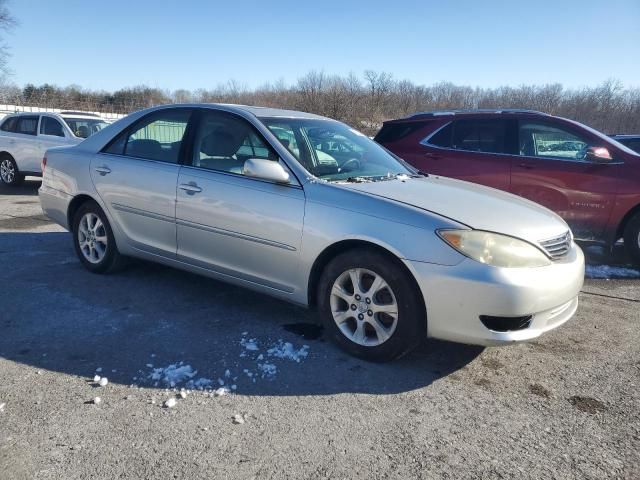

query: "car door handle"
(424, 152), (441, 159)
(518, 163), (534, 170)
(179, 183), (202, 194)
(94, 166), (111, 175)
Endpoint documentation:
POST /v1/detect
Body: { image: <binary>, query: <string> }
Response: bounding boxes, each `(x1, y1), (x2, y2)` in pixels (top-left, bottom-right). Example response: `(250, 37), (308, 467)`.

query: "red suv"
(375, 109), (640, 264)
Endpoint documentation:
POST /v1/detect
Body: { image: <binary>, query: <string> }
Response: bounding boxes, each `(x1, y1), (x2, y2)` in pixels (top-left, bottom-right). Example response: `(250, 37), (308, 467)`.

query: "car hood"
(340, 175), (569, 243)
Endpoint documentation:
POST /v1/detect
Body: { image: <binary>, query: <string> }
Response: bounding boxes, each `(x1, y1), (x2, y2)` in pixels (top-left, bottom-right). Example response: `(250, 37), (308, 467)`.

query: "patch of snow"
(92, 397), (101, 405)
(149, 364), (197, 387)
(585, 264), (640, 279)
(232, 413), (245, 424)
(98, 377), (108, 387)
(0, 402), (5, 413)
(240, 337), (259, 351)
(185, 377), (214, 389)
(258, 363), (277, 378)
(267, 341), (310, 362)
(179, 391), (187, 399)
(93, 375), (101, 382)
(164, 398), (177, 408)
(214, 387), (230, 397)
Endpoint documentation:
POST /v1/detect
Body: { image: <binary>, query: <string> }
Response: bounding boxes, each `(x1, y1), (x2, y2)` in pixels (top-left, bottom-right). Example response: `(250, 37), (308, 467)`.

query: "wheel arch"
(0, 151), (15, 159)
(306, 239), (426, 317)
(615, 203), (640, 241)
(67, 194), (101, 231)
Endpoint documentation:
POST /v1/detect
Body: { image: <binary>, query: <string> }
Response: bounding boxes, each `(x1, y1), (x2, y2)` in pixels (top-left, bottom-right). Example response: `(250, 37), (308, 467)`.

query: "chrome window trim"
(420, 123), (623, 165)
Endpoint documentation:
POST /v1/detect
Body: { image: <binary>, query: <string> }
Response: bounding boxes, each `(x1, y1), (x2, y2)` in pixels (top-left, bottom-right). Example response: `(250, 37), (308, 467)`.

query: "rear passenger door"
(92, 108), (193, 256)
(11, 116), (41, 173)
(419, 118), (517, 191)
(39, 116), (73, 158)
(175, 109), (305, 294)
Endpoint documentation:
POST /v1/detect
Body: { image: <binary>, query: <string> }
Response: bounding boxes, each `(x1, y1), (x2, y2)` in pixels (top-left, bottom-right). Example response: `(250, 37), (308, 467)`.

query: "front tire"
(72, 201), (124, 273)
(0, 155), (24, 186)
(318, 248), (425, 362)
(623, 212), (640, 266)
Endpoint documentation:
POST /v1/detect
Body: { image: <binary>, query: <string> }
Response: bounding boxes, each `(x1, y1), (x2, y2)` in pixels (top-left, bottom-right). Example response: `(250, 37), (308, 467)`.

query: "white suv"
(0, 111), (109, 186)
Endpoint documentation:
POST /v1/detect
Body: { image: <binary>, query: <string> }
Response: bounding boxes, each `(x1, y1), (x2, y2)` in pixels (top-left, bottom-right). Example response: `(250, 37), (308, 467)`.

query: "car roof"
(391, 108), (551, 122)
(4, 111), (104, 120)
(152, 103), (331, 121)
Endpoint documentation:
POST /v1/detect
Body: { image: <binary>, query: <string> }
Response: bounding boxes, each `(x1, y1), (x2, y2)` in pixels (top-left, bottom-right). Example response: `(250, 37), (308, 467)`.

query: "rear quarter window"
(374, 122), (425, 143)
(0, 116), (17, 132)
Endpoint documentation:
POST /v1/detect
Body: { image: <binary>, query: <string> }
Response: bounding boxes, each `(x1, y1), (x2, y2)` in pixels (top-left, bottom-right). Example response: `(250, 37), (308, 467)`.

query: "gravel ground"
(1, 180), (639, 479)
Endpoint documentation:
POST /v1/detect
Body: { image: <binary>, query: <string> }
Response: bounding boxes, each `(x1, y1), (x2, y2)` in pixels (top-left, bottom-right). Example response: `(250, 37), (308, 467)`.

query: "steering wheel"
(339, 158), (361, 172)
(576, 144), (589, 160)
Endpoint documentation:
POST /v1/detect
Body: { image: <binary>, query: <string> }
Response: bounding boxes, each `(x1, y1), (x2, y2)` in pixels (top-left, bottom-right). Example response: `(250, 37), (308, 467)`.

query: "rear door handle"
(518, 163), (534, 170)
(179, 183), (202, 194)
(94, 166), (111, 175)
(424, 152), (441, 159)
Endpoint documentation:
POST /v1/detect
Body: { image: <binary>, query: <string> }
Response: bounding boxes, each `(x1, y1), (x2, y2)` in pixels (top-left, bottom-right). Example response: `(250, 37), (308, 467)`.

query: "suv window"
(617, 138), (640, 154)
(451, 119), (512, 154)
(519, 122), (589, 161)
(0, 116), (17, 132)
(16, 116), (39, 136)
(104, 109), (191, 163)
(375, 121), (425, 143)
(426, 122), (453, 148)
(191, 110), (277, 175)
(40, 117), (65, 137)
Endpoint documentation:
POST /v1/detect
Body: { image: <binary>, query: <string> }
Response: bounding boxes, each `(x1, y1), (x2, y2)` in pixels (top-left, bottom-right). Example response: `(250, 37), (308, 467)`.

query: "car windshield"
(260, 117), (416, 182)
(64, 118), (109, 138)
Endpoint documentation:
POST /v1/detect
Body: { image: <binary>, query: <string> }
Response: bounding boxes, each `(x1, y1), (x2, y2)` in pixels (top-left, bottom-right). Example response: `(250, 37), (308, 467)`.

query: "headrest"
(127, 139), (162, 157)
(200, 127), (245, 157)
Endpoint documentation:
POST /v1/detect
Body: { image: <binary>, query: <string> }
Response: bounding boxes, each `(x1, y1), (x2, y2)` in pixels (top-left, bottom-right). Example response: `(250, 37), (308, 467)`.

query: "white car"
(0, 111), (109, 186)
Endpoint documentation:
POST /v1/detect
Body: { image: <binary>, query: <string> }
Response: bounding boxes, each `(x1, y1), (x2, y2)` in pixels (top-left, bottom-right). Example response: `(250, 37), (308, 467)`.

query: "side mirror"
(243, 158), (290, 183)
(585, 146), (613, 163)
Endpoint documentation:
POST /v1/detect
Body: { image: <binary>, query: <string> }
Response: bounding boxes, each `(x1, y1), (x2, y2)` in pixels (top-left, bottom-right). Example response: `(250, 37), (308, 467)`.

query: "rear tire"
(0, 155), (24, 186)
(623, 212), (640, 266)
(318, 248), (425, 362)
(72, 200), (125, 274)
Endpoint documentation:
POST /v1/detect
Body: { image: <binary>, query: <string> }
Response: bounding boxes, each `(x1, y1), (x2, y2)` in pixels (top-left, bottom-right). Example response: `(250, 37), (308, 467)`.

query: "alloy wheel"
(330, 268), (398, 346)
(77, 212), (108, 264)
(0, 159), (15, 183)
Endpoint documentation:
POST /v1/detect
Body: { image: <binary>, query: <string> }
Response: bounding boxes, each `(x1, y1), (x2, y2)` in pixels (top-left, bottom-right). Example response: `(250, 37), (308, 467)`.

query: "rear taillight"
(41, 156), (47, 173)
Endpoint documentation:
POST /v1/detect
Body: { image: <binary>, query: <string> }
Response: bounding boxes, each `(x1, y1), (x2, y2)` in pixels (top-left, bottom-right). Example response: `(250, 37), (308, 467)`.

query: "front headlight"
(437, 229), (552, 268)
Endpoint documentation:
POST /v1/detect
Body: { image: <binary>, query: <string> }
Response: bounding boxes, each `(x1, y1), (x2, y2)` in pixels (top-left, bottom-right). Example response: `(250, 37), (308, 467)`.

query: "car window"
(425, 122), (453, 148)
(104, 110), (191, 163)
(40, 117), (65, 137)
(0, 116), (17, 132)
(191, 110), (278, 175)
(618, 138), (640, 154)
(451, 119), (511, 154)
(519, 122), (589, 161)
(15, 116), (39, 136)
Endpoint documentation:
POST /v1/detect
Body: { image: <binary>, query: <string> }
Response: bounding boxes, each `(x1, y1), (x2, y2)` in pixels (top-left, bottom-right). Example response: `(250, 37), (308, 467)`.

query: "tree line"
(0, 71), (638, 135)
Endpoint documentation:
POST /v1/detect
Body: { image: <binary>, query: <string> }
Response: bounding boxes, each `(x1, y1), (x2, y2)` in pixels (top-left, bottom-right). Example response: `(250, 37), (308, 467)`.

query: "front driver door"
(176, 109), (305, 294)
(510, 119), (618, 241)
(92, 108), (192, 256)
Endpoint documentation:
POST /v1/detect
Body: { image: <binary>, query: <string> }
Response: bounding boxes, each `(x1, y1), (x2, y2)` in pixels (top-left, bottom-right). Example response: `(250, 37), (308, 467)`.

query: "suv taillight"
(41, 156), (47, 173)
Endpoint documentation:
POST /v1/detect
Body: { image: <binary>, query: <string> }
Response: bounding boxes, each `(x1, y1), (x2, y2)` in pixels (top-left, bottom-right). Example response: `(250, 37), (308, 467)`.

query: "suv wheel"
(318, 248), (425, 362)
(0, 155), (24, 186)
(72, 201), (125, 273)
(623, 212), (640, 266)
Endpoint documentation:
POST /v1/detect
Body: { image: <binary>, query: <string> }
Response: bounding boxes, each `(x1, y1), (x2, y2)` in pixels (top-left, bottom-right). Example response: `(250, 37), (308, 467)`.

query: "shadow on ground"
(0, 178), (41, 196)
(0, 231), (482, 396)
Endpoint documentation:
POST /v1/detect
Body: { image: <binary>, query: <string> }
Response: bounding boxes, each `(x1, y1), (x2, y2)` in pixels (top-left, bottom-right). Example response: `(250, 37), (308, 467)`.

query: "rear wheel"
(72, 201), (124, 273)
(623, 212), (640, 266)
(0, 155), (24, 186)
(318, 248), (425, 362)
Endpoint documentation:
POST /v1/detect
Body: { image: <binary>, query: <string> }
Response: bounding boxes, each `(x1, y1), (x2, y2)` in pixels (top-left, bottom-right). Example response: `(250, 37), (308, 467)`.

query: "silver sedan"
(39, 104), (584, 361)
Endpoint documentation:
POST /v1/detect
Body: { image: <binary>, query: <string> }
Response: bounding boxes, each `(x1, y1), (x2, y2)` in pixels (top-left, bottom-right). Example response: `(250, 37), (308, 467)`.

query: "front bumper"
(405, 243), (585, 346)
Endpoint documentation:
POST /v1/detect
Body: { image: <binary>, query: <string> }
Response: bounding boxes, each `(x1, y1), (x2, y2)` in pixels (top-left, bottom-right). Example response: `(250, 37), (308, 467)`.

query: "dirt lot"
(1, 180), (639, 479)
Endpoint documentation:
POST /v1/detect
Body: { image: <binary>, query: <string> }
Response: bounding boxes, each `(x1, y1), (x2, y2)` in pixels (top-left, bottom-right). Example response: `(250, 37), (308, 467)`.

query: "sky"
(5, 0), (640, 92)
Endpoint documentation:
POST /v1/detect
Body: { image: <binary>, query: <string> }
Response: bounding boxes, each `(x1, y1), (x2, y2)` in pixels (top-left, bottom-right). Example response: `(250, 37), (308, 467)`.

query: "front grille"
(539, 231), (572, 260)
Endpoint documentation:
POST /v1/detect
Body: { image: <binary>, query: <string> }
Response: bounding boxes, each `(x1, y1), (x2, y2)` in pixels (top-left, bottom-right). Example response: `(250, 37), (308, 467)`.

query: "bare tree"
(0, 0), (16, 79)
